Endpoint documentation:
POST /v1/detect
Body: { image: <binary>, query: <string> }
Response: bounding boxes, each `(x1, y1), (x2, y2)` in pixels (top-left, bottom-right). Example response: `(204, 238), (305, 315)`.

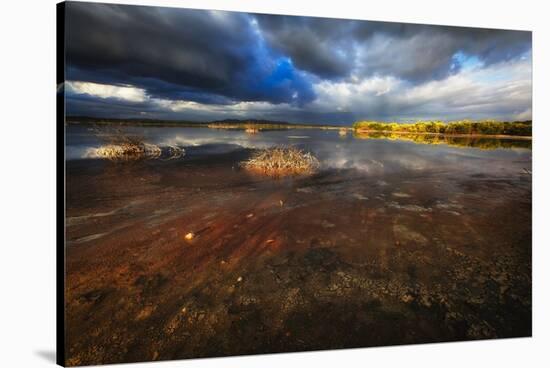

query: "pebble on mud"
(184, 232), (195, 240)
(246, 213), (254, 218)
(237, 276), (243, 282)
(135, 305), (156, 321)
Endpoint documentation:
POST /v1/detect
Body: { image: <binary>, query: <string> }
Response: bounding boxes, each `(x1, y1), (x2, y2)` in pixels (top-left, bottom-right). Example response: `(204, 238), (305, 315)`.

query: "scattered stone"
(321, 220), (336, 228)
(388, 202), (432, 213)
(135, 305), (156, 321)
(279, 200), (284, 207)
(184, 232), (195, 240)
(237, 276), (243, 283)
(246, 213), (254, 218)
(266, 239), (275, 244)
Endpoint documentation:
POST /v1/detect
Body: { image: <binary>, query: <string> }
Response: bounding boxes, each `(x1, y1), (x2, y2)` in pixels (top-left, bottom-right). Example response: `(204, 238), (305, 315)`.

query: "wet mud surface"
(64, 142), (531, 366)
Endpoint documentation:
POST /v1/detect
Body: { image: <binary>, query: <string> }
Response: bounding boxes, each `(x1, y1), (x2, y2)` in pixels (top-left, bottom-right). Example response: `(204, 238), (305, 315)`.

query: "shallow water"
(67, 125), (531, 173)
(64, 125), (532, 366)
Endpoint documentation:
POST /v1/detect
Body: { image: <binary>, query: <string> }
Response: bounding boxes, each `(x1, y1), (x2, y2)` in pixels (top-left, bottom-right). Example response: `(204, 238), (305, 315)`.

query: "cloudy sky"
(63, 2), (532, 125)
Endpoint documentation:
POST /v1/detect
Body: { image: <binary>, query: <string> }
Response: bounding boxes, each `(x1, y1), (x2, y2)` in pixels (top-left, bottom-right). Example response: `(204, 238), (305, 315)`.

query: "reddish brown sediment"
(64, 153), (531, 366)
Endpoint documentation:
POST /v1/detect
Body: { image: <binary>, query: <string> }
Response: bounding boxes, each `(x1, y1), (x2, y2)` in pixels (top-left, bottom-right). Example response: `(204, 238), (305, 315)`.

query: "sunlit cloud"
(310, 55), (532, 121)
(66, 81), (147, 103)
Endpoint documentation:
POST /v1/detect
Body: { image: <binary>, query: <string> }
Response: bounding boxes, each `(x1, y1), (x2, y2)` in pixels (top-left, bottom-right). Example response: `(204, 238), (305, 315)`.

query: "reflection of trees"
(353, 132), (532, 150)
(352, 120), (532, 136)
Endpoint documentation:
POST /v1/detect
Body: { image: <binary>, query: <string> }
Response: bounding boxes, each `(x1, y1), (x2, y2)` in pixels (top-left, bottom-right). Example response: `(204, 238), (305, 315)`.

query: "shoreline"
(66, 121), (531, 140)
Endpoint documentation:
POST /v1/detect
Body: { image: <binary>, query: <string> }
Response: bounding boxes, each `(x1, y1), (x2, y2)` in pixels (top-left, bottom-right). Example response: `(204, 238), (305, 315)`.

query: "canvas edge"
(56, 1), (67, 367)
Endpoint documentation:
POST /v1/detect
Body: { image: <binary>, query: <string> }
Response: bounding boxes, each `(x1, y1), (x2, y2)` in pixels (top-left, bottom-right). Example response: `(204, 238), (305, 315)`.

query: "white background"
(1, 0), (549, 367)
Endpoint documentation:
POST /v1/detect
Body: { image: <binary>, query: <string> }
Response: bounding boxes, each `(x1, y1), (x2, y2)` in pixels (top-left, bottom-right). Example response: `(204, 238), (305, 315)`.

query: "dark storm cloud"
(255, 15), (356, 79)
(63, 2), (531, 123)
(256, 15), (531, 82)
(65, 2), (315, 106)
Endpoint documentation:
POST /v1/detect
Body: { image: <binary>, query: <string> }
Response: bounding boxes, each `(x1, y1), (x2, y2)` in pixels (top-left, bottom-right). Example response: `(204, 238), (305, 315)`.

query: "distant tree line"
(353, 120), (532, 136)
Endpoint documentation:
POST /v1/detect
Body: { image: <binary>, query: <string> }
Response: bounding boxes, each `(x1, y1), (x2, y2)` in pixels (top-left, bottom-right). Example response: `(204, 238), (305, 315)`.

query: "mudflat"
(64, 127), (532, 365)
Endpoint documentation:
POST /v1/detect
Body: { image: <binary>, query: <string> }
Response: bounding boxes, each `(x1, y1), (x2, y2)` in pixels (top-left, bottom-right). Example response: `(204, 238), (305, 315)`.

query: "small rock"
(266, 239), (275, 244)
(352, 193), (368, 200)
(237, 276), (243, 282)
(392, 192), (411, 198)
(135, 305), (156, 321)
(184, 232), (195, 240)
(321, 220), (336, 228)
(279, 200), (284, 207)
(246, 213), (254, 218)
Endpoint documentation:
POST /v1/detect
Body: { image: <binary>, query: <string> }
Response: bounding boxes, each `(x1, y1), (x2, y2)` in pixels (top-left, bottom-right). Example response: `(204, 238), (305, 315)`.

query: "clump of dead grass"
(245, 127), (259, 134)
(241, 146), (319, 177)
(92, 128), (162, 161)
(95, 143), (161, 161)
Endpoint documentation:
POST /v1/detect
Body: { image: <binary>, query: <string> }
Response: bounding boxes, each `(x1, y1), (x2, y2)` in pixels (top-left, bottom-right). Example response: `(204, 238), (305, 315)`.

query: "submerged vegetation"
(241, 147), (320, 177)
(353, 120), (532, 137)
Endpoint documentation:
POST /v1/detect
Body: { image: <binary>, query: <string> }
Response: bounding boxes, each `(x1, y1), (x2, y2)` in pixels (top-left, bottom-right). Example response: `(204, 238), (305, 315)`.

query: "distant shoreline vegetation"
(353, 120), (532, 137)
(66, 116), (532, 138)
(65, 116), (343, 130)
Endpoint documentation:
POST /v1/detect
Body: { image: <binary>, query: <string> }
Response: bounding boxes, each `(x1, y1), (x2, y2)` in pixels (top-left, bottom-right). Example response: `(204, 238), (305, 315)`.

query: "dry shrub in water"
(245, 127), (259, 134)
(241, 146), (320, 177)
(93, 128), (162, 161)
(95, 143), (161, 161)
